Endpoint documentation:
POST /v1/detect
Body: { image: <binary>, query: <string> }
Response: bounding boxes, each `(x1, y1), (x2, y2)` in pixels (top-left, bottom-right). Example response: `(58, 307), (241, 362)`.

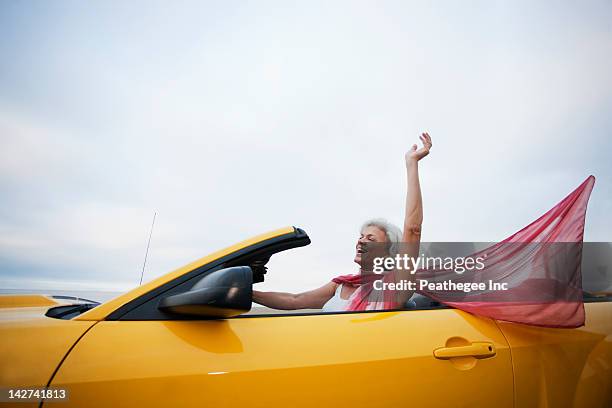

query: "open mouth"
(356, 246), (368, 254)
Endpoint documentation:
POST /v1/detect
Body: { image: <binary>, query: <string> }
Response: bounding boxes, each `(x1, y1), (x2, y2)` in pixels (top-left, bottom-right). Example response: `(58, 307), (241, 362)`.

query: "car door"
(48, 306), (513, 408)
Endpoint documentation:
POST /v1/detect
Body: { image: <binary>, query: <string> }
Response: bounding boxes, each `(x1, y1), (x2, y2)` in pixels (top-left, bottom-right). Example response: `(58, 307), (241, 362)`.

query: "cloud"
(1, 1), (611, 295)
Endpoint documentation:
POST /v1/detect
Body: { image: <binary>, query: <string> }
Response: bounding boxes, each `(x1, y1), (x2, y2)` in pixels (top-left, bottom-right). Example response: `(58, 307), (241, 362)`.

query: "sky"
(1, 0), (611, 295)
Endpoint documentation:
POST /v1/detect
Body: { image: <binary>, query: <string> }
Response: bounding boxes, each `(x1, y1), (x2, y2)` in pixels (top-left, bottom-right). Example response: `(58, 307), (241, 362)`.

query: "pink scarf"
(331, 273), (400, 311)
(333, 176), (595, 328)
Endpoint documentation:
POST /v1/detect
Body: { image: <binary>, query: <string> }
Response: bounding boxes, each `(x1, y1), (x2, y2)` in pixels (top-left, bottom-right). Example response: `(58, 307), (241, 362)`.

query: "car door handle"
(434, 342), (496, 359)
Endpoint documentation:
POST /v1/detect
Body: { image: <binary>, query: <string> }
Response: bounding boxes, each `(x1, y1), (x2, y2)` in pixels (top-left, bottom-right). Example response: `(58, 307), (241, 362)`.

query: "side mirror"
(158, 266), (252, 318)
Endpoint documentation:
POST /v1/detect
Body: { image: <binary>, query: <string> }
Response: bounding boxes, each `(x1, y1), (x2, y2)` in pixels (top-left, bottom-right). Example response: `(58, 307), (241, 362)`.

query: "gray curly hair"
(360, 218), (403, 256)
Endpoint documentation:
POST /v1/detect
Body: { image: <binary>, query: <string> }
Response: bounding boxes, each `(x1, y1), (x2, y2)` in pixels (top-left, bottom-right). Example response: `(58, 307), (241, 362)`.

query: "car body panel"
(0, 294), (59, 308)
(51, 309), (513, 407)
(0, 305), (95, 406)
(498, 302), (612, 408)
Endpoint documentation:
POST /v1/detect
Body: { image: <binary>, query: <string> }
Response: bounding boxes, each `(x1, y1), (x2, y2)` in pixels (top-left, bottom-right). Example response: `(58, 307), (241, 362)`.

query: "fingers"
(409, 132), (432, 159)
(419, 133), (430, 143)
(421, 132), (432, 149)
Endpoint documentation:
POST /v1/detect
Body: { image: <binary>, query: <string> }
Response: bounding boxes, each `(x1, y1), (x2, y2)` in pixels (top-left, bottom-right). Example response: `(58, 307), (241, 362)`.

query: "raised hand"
(405, 132), (432, 163)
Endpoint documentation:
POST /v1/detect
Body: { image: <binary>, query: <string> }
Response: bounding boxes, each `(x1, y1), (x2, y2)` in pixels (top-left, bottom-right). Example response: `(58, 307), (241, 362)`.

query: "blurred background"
(1, 0), (611, 299)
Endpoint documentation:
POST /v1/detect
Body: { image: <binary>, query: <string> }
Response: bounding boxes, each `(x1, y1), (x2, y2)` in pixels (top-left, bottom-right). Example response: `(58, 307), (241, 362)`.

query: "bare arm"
(393, 132), (432, 305)
(252, 282), (337, 310)
(403, 132), (431, 243)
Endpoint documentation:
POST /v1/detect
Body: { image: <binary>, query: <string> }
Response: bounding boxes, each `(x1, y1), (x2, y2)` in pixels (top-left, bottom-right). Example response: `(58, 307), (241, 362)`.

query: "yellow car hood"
(0, 297), (96, 389)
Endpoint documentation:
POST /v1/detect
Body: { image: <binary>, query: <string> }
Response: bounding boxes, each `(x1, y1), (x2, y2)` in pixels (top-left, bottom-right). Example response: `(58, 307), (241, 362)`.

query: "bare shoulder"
(318, 281), (338, 296)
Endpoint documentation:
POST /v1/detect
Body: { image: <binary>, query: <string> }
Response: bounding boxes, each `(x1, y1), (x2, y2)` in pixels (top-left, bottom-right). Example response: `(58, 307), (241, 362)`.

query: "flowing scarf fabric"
(333, 176), (595, 328)
(332, 273), (400, 311)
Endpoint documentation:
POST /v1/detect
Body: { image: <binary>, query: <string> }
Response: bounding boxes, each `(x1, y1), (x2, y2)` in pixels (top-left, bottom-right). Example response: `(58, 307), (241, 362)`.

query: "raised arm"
(252, 282), (337, 310)
(403, 132), (431, 243)
(391, 132), (432, 305)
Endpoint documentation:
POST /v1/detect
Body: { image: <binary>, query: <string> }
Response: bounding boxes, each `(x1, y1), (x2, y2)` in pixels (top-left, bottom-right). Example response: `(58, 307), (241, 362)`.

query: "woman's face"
(354, 225), (388, 266)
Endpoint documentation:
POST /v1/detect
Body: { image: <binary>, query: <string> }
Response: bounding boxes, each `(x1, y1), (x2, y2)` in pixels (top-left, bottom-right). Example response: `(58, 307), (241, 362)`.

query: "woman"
(252, 132), (433, 312)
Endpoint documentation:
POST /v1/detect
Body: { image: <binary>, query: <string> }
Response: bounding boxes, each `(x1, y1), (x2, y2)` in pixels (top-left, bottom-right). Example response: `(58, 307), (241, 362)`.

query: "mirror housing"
(158, 266), (252, 318)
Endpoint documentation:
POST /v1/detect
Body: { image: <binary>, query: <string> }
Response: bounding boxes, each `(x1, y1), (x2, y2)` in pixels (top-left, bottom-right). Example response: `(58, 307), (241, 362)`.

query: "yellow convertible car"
(1, 227), (611, 407)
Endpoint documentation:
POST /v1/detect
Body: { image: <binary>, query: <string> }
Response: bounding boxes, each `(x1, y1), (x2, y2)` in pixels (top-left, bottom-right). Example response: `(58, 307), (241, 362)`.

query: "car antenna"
(139, 211), (157, 286)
